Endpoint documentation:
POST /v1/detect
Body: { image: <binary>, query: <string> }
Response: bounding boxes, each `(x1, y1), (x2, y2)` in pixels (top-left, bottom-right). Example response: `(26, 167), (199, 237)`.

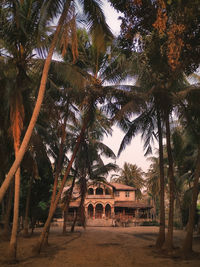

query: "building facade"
(65, 182), (153, 226)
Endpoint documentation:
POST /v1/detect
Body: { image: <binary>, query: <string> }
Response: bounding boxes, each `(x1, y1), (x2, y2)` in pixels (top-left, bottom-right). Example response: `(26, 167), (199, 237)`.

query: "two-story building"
(64, 182), (153, 226)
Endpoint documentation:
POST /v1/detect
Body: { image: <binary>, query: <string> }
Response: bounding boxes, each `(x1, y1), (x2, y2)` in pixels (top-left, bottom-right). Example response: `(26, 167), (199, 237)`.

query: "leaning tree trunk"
(164, 111), (175, 252)
(23, 176), (33, 237)
(43, 117), (67, 245)
(156, 109), (165, 248)
(0, 0), (73, 204)
(182, 145), (200, 255)
(63, 174), (76, 234)
(33, 122), (87, 254)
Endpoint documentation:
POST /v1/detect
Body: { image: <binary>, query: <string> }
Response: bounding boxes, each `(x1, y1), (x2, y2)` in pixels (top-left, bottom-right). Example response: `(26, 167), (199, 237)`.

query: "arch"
(96, 187), (103, 195)
(88, 204), (94, 218)
(88, 188), (94, 195)
(95, 203), (103, 218)
(105, 204), (111, 218)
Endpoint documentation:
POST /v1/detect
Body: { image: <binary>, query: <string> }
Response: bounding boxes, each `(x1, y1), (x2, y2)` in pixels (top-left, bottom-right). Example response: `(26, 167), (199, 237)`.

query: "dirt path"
(0, 226), (200, 266)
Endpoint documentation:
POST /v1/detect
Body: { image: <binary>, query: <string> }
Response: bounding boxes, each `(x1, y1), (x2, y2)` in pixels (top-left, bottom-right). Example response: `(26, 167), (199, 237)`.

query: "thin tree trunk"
(0, 0), (73, 204)
(70, 177), (87, 233)
(8, 167), (20, 263)
(33, 122), (87, 254)
(164, 112), (175, 252)
(2, 181), (14, 240)
(63, 174), (76, 234)
(23, 176), (33, 237)
(156, 110), (165, 248)
(71, 209), (78, 233)
(79, 176), (87, 228)
(182, 145), (200, 255)
(43, 117), (67, 245)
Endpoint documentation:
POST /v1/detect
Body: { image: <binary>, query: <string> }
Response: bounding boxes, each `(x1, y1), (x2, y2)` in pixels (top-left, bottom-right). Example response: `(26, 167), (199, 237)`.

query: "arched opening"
(95, 204), (103, 218)
(96, 187), (103, 195)
(88, 188), (94, 195)
(105, 204), (111, 218)
(105, 188), (111, 195)
(88, 204), (94, 218)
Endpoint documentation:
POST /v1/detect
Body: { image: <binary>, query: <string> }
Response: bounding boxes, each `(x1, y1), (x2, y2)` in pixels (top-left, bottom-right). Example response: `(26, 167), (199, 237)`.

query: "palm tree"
(0, 0), (63, 260)
(0, 0), (113, 203)
(113, 162), (145, 199)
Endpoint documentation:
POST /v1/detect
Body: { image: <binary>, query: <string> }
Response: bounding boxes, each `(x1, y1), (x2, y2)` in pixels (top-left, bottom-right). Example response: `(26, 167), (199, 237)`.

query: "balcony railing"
(86, 194), (113, 199)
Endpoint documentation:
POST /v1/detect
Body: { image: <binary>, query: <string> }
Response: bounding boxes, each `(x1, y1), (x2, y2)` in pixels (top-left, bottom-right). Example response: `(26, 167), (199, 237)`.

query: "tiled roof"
(114, 201), (152, 209)
(109, 182), (136, 191)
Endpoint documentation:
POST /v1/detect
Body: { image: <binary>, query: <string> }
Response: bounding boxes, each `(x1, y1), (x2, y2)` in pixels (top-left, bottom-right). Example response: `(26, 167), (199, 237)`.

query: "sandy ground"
(0, 226), (200, 267)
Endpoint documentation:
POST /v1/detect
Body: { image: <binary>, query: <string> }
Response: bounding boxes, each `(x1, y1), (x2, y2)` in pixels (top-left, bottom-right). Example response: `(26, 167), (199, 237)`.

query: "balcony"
(86, 194), (113, 199)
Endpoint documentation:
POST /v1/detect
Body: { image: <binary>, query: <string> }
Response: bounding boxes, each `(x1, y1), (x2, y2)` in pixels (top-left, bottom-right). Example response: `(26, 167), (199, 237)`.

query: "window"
(115, 191), (120, 197)
(96, 187), (103, 195)
(125, 191), (130, 197)
(88, 188), (94, 195)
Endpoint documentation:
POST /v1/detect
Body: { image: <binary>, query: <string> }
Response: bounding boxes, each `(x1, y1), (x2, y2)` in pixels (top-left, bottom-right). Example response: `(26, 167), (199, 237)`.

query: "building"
(63, 182), (153, 226)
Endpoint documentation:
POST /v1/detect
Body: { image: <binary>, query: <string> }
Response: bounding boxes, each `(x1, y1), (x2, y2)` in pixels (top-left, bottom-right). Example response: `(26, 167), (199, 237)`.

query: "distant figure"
(112, 218), (116, 227)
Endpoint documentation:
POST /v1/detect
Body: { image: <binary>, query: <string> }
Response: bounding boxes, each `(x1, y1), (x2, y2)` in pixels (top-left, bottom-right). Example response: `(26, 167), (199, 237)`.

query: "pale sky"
(102, 1), (156, 173)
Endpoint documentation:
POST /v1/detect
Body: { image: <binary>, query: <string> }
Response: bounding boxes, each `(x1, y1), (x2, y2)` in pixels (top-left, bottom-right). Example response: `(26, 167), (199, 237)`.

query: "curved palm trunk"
(156, 110), (165, 248)
(182, 145), (200, 255)
(23, 176), (33, 237)
(33, 122), (87, 254)
(164, 111), (175, 251)
(0, 0), (73, 204)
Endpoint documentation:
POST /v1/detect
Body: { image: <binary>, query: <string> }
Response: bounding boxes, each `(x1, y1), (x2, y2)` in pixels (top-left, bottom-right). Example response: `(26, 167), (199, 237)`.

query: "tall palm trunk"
(23, 176), (33, 237)
(0, 0), (73, 204)
(33, 121), (87, 254)
(182, 145), (200, 254)
(156, 110), (165, 248)
(8, 149), (21, 262)
(8, 95), (24, 261)
(164, 111), (175, 251)
(63, 174), (76, 234)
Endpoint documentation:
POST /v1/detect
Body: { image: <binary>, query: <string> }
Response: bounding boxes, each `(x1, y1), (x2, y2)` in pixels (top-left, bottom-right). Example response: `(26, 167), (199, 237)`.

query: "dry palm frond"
(10, 94), (24, 152)
(59, 3), (78, 63)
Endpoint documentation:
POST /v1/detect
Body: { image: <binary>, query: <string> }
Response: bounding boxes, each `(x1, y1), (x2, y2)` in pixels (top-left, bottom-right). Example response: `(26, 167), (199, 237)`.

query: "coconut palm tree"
(0, 0), (113, 203)
(113, 162), (145, 199)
